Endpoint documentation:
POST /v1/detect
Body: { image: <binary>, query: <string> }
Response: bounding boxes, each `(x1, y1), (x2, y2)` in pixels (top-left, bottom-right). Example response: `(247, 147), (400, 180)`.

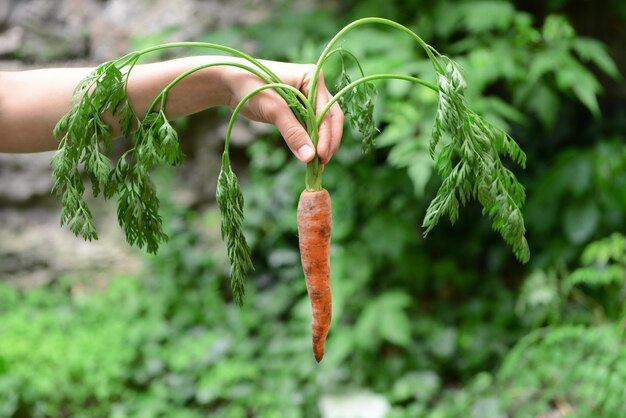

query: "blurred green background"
(1, 0), (626, 417)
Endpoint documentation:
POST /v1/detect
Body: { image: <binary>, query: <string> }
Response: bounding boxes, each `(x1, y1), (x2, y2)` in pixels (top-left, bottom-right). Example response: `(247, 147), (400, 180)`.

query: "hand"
(223, 60), (344, 164)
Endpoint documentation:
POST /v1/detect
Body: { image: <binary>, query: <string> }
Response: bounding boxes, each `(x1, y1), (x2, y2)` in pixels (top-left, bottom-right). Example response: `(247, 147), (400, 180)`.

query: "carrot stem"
(305, 121), (323, 191)
(305, 157), (322, 191)
(317, 73), (437, 125)
(308, 17), (444, 106)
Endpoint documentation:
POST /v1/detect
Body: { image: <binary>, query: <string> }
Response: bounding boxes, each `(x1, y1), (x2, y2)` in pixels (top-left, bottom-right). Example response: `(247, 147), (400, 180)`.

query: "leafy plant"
(5, 1), (620, 416)
(517, 233), (626, 327)
(504, 233), (626, 416)
(524, 140), (626, 264)
(53, 17), (529, 307)
(498, 325), (626, 418)
(433, 4), (620, 127)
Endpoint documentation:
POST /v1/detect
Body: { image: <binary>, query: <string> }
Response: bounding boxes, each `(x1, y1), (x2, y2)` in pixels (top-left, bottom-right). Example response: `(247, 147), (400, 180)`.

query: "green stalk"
(316, 73), (438, 125)
(304, 17), (445, 191)
(308, 17), (444, 107)
(122, 55), (140, 108)
(323, 48), (366, 77)
(113, 51), (141, 69)
(222, 81), (323, 190)
(114, 43), (307, 129)
(305, 134), (322, 190)
(120, 41), (284, 85)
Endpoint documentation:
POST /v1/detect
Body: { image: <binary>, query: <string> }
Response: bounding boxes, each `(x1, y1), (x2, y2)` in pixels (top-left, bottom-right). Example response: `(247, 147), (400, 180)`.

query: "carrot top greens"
(52, 17), (529, 305)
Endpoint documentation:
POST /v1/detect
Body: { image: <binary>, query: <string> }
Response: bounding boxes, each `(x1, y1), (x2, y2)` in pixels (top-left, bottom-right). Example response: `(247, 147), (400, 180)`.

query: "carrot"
(297, 188), (332, 362)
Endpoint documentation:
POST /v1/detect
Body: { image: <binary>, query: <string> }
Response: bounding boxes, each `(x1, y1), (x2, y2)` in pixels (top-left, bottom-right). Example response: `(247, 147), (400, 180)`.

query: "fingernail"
(297, 145), (315, 161)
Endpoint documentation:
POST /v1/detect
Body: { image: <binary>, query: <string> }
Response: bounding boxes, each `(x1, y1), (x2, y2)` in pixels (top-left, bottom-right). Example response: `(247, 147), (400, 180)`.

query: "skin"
(0, 56), (344, 163)
(297, 188), (332, 362)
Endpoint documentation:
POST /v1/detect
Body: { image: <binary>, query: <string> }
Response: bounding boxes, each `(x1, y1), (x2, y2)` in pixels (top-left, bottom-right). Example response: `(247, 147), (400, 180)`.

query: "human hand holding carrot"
(223, 59), (344, 164)
(0, 57), (344, 161)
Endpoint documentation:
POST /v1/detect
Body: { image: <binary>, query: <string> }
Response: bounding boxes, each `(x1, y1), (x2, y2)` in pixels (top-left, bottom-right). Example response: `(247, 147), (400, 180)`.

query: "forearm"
(0, 56), (232, 153)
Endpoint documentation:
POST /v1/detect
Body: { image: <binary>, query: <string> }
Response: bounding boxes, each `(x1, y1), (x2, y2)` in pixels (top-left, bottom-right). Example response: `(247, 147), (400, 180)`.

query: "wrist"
(214, 56), (251, 108)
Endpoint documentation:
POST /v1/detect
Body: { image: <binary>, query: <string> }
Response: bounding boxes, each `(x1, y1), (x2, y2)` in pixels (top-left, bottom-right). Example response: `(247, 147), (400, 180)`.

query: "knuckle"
(284, 124), (305, 146)
(262, 102), (280, 123)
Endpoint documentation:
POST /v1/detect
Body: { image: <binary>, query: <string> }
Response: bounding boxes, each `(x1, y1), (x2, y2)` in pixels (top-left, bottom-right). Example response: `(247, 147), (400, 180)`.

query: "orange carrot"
(297, 188), (332, 362)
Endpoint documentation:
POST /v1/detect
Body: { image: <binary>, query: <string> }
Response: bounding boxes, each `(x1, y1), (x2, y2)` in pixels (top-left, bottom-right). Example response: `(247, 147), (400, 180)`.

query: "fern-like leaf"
(424, 58), (530, 262)
(499, 325), (626, 417)
(335, 65), (379, 154)
(52, 63), (184, 254)
(216, 156), (253, 306)
(563, 233), (626, 292)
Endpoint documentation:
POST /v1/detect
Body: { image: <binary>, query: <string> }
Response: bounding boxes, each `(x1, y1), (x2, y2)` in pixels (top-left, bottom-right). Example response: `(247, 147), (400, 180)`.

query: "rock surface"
(0, 0), (283, 62)
(0, 152), (141, 285)
(0, 0), (302, 286)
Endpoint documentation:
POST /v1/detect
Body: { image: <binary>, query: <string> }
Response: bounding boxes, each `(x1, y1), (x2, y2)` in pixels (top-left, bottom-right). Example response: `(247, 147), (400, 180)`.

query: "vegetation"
(50, 16), (530, 363)
(51, 17), (528, 299)
(1, 0), (625, 417)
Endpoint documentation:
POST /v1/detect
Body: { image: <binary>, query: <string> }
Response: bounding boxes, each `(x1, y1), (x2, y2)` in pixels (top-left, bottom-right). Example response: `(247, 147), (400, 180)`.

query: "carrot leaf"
(424, 57), (530, 263)
(53, 63), (183, 254)
(216, 157), (253, 306)
(335, 62), (379, 154)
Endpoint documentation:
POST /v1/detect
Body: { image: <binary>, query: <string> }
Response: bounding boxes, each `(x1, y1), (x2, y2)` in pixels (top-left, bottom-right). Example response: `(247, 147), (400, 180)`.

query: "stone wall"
(0, 0), (283, 62)
(0, 0), (309, 285)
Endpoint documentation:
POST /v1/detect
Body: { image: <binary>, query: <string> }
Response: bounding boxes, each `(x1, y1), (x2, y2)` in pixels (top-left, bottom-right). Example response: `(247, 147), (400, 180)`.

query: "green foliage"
(425, 57), (529, 262)
(517, 233), (626, 328)
(335, 57), (379, 154)
(53, 59), (181, 253)
(7, 0), (624, 416)
(565, 233), (626, 291)
(51, 62), (122, 242)
(431, 3), (620, 126)
(503, 233), (626, 415)
(354, 291), (413, 348)
(525, 141), (626, 263)
(0, 201), (319, 417)
(516, 269), (562, 326)
(499, 325), (626, 417)
(53, 16), (533, 304)
(0, 277), (149, 417)
(216, 158), (253, 306)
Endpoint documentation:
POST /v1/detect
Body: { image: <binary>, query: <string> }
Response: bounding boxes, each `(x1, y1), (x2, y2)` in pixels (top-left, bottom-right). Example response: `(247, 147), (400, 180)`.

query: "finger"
(328, 99), (344, 158)
(317, 90), (344, 164)
(321, 91), (344, 162)
(271, 106), (315, 163)
(316, 94), (332, 164)
(314, 75), (335, 164)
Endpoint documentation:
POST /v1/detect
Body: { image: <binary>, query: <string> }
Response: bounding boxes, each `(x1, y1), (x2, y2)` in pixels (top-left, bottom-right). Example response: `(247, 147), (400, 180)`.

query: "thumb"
(273, 111), (316, 163)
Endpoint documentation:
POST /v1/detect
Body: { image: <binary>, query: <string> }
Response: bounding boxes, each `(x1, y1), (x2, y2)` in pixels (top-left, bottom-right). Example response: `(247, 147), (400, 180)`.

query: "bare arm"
(0, 56), (343, 163)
